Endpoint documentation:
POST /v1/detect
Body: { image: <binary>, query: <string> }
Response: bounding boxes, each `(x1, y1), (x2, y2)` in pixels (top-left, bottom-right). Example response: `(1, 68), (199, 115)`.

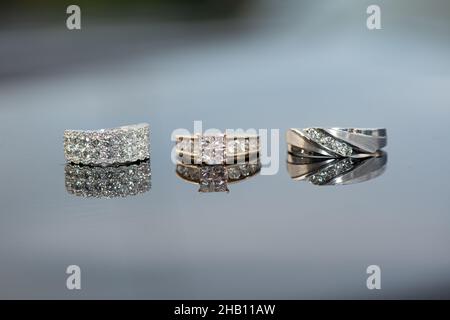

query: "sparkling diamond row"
(176, 135), (259, 165)
(64, 123), (150, 165)
(303, 128), (352, 157)
(176, 162), (261, 183)
(65, 160), (151, 198)
(309, 158), (354, 185)
(225, 163), (261, 180)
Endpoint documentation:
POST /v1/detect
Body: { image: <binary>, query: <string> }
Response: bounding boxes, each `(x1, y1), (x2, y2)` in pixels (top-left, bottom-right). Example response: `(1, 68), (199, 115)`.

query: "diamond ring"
(175, 134), (259, 165)
(65, 160), (151, 198)
(287, 152), (387, 186)
(176, 161), (261, 193)
(64, 123), (150, 165)
(286, 128), (387, 158)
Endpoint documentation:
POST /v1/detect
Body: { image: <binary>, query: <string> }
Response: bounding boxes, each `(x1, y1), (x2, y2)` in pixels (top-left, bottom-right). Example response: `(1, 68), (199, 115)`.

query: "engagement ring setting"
(175, 133), (259, 165)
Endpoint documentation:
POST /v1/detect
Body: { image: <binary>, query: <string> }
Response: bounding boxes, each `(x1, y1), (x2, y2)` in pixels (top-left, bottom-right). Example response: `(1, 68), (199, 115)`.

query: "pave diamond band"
(64, 123), (150, 165)
(286, 128), (387, 158)
(65, 160), (151, 198)
(175, 134), (259, 165)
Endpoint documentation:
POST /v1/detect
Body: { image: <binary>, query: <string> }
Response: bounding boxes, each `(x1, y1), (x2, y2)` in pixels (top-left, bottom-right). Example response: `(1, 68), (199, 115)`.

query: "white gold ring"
(287, 127), (387, 158)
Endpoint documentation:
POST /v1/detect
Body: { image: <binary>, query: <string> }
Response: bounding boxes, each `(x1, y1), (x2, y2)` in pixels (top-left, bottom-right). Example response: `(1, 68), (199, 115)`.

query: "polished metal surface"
(1, 0), (450, 300)
(324, 128), (387, 153)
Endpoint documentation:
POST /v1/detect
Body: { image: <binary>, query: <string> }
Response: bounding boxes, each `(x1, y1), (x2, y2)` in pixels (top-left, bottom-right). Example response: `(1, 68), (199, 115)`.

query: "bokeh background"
(1, 0), (450, 299)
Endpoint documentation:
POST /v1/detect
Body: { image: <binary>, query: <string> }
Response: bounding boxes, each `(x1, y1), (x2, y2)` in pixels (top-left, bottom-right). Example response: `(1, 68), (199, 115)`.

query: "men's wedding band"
(286, 127), (387, 158)
(64, 123), (150, 165)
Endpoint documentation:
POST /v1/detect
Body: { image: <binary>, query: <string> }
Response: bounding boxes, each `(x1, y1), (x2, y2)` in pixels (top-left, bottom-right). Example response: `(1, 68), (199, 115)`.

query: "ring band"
(64, 123), (150, 165)
(287, 152), (387, 185)
(286, 128), (387, 158)
(65, 160), (151, 198)
(175, 134), (259, 165)
(176, 161), (261, 192)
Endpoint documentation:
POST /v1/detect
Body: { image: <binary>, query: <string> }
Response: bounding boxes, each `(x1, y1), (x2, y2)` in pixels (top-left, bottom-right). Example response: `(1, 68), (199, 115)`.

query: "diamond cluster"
(201, 135), (226, 165)
(304, 128), (352, 157)
(176, 162), (261, 192)
(309, 158), (354, 185)
(65, 160), (151, 198)
(199, 165), (229, 192)
(64, 123), (149, 165)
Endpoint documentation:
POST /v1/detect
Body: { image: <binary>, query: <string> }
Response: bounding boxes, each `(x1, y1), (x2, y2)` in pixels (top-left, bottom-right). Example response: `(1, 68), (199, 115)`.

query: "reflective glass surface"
(1, 0), (450, 299)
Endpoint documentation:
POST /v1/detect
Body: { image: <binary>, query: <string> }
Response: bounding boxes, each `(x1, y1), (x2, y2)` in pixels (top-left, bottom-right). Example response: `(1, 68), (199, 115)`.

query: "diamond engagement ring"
(286, 128), (387, 158)
(64, 123), (150, 165)
(175, 134), (259, 165)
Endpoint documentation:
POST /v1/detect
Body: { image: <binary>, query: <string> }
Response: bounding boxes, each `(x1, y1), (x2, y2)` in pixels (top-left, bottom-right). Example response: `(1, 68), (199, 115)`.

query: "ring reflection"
(65, 160), (151, 198)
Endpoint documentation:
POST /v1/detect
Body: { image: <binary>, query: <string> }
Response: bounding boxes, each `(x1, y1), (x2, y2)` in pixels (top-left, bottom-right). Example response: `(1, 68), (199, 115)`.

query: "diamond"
(228, 167), (241, 180)
(176, 165), (188, 176)
(320, 136), (333, 146)
(249, 163), (260, 174)
(305, 128), (322, 140)
(176, 138), (193, 153)
(309, 158), (355, 185)
(199, 165), (229, 192)
(239, 164), (251, 176)
(176, 165), (201, 181)
(201, 135), (226, 165)
(304, 128), (353, 157)
(226, 138), (246, 155)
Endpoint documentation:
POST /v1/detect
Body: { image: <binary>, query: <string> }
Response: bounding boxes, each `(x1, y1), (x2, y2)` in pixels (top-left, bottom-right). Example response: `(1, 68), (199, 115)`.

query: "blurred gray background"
(0, 0), (450, 299)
